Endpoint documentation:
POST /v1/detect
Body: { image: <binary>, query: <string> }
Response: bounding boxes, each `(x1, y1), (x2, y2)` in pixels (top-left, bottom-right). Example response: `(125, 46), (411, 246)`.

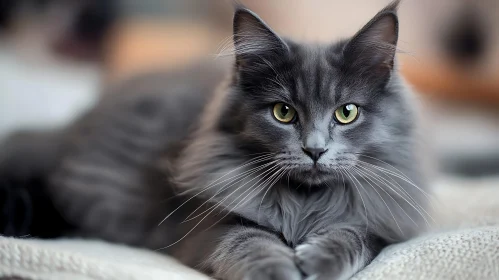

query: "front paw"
(240, 260), (302, 280)
(295, 244), (351, 280)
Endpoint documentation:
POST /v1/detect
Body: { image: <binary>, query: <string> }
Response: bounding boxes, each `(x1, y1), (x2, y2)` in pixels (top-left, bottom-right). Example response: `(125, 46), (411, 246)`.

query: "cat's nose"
(302, 147), (327, 162)
(302, 130), (328, 162)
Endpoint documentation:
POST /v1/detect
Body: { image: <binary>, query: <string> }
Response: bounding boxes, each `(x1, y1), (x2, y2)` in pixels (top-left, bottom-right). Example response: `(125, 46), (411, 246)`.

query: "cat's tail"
(0, 129), (72, 238)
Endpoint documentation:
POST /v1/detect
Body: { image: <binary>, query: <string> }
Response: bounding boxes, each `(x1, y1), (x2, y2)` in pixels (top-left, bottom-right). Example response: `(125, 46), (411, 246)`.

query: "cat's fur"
(0, 1), (429, 279)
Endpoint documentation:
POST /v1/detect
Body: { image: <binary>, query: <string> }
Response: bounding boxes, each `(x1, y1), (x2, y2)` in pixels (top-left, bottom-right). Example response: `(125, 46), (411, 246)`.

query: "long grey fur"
(0, 1), (429, 279)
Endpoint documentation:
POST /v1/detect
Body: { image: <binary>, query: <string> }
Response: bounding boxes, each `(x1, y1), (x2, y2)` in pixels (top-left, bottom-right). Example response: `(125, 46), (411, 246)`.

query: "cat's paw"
(295, 244), (352, 280)
(240, 261), (302, 280)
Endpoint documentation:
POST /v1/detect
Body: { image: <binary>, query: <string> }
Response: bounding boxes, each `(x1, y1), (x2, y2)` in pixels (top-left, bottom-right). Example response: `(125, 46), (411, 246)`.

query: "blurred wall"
(241, 0), (499, 72)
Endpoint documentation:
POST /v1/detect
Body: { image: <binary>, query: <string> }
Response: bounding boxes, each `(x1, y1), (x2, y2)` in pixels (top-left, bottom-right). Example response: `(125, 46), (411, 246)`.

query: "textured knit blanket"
(1, 176), (498, 280)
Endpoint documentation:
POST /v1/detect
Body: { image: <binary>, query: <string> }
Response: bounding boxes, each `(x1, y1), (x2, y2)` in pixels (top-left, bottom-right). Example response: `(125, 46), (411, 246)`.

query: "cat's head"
(218, 0), (414, 186)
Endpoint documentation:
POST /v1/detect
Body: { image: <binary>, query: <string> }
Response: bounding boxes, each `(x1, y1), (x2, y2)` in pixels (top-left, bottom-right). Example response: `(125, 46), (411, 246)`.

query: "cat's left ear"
(232, 7), (289, 67)
(343, 0), (401, 77)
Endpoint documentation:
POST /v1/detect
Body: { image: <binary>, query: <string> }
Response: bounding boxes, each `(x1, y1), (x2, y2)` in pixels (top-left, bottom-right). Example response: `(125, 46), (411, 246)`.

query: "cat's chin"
(289, 164), (340, 186)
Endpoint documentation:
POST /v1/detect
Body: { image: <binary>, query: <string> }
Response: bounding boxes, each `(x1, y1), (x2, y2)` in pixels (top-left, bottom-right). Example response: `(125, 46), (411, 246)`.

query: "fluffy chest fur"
(184, 156), (361, 247)
(257, 184), (357, 246)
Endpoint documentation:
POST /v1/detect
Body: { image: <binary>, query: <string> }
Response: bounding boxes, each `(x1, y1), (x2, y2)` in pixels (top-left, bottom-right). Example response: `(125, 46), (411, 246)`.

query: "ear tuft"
(232, 7), (288, 62)
(381, 0), (402, 14)
(343, 0), (401, 77)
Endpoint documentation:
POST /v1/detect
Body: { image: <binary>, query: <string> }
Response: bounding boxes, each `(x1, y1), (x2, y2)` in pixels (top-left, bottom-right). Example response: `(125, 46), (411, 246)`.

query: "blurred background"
(0, 0), (498, 179)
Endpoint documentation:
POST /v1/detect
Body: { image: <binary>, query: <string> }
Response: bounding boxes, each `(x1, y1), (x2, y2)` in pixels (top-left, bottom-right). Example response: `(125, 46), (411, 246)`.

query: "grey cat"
(0, 1), (429, 279)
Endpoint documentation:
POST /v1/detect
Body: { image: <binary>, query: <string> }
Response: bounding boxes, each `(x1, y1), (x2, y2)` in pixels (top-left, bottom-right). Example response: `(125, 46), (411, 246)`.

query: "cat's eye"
(334, 104), (359, 124)
(273, 103), (297, 123)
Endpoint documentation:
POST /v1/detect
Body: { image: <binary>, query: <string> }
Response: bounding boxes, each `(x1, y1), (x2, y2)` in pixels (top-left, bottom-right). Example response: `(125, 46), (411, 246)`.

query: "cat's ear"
(343, 0), (400, 77)
(232, 7), (288, 66)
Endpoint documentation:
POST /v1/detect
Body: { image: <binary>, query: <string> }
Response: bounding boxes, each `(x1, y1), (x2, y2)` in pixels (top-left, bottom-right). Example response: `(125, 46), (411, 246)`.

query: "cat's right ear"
(232, 7), (289, 66)
(342, 0), (401, 79)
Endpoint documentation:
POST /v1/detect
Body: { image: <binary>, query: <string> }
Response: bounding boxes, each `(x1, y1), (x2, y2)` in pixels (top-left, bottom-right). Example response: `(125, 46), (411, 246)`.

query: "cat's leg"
(295, 224), (384, 280)
(196, 225), (302, 280)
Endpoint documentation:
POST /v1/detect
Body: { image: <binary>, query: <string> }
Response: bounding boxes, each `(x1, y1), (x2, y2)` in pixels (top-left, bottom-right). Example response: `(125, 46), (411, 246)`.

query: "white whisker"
(204, 166), (286, 233)
(340, 167), (369, 232)
(158, 154), (275, 226)
(356, 164), (434, 226)
(182, 162), (280, 223)
(182, 160), (277, 222)
(352, 166), (407, 233)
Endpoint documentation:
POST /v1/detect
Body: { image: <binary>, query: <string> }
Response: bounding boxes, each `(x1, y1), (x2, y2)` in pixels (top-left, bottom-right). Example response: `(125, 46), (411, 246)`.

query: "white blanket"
(1, 177), (499, 280)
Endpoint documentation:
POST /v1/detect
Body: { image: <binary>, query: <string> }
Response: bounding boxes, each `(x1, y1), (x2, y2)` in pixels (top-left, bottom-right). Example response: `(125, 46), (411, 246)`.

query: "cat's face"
(219, 6), (413, 186)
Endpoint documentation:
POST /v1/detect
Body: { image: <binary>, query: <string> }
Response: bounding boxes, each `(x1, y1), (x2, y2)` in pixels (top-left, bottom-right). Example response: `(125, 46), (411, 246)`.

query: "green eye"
(273, 103), (296, 123)
(335, 104), (359, 124)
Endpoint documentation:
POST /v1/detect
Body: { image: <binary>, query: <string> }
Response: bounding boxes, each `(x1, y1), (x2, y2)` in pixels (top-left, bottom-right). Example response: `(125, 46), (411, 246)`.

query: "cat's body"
(0, 61), (228, 245)
(0, 2), (429, 279)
